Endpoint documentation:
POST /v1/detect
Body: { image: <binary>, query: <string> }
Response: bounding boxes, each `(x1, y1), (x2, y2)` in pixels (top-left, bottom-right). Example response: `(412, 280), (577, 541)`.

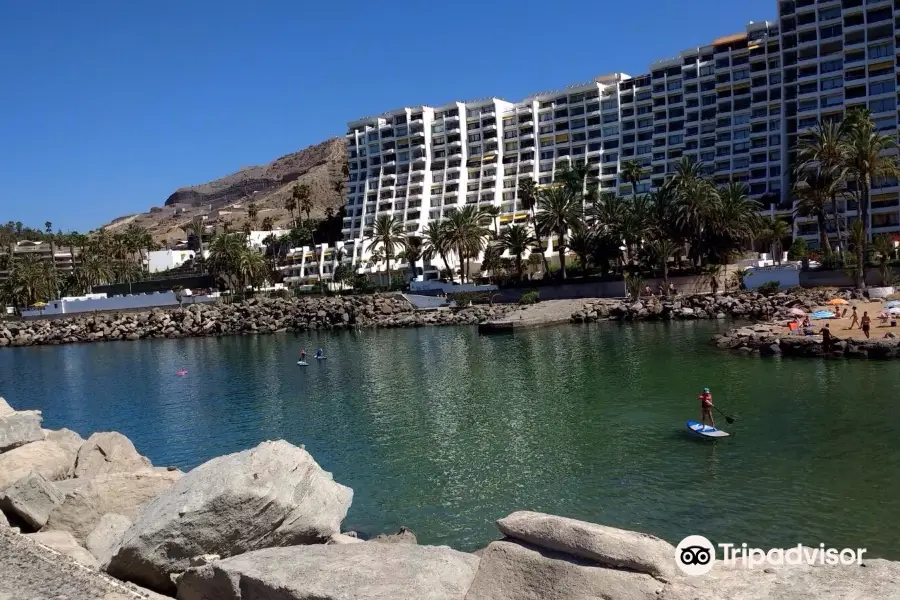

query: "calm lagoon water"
(2, 321), (899, 556)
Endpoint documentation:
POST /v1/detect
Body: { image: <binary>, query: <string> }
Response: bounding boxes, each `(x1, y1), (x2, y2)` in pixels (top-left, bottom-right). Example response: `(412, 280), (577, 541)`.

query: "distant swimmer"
(176, 369), (188, 376)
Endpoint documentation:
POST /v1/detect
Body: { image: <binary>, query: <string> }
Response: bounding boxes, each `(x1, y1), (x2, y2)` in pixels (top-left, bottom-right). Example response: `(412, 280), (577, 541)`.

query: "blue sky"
(0, 0), (773, 232)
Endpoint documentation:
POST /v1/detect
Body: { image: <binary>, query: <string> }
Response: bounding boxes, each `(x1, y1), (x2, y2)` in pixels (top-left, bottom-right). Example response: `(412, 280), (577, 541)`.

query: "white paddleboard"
(315, 356), (327, 360)
(297, 361), (308, 366)
(687, 420), (729, 438)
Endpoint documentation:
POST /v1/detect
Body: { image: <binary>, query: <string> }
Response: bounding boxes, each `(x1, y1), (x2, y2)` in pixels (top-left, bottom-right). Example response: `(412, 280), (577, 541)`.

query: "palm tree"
(620, 160), (644, 198)
(481, 205), (501, 238)
(534, 185), (582, 279)
(758, 218), (791, 264)
(647, 237), (678, 292)
(566, 225), (596, 273)
(261, 216), (274, 231)
(367, 215), (405, 289)
(794, 169), (839, 255)
(843, 108), (900, 242)
(207, 233), (246, 291)
(518, 178), (550, 275)
(292, 184), (312, 224)
(284, 194), (298, 228)
(400, 235), (425, 282)
(422, 220), (451, 275)
(498, 223), (536, 281)
(442, 205), (491, 283)
(872, 233), (896, 286)
(247, 202), (259, 228)
(44, 221), (52, 234)
(848, 219), (867, 288)
(797, 119), (848, 253)
(707, 182), (762, 264)
(236, 247), (268, 293)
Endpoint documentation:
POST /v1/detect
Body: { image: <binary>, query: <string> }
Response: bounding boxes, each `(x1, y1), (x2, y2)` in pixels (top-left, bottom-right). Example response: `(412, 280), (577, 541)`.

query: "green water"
(2, 321), (899, 556)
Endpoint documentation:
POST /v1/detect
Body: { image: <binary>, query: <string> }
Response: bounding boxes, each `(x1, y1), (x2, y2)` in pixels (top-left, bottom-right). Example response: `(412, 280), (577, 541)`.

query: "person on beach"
(848, 306), (859, 329)
(658, 283), (665, 297)
(861, 312), (871, 339)
(699, 387), (714, 427)
(300, 348), (307, 362)
(668, 282), (677, 296)
(820, 322), (832, 352)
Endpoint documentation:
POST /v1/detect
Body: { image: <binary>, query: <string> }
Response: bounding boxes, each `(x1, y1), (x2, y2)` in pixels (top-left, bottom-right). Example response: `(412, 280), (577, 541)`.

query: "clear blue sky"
(0, 0), (773, 232)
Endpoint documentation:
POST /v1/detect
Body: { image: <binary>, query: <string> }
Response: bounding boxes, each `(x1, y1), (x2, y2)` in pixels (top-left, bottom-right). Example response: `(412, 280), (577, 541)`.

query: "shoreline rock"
(0, 295), (514, 348)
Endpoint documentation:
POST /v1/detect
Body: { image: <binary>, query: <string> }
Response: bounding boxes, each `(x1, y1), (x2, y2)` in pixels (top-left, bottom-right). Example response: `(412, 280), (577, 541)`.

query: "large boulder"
(0, 396), (15, 417)
(177, 543), (479, 600)
(44, 428), (85, 473)
(0, 471), (65, 529)
(107, 440), (353, 594)
(44, 469), (181, 544)
(0, 410), (44, 452)
(464, 540), (664, 600)
(86, 513), (133, 567)
(73, 432), (152, 478)
(496, 511), (676, 578)
(0, 439), (74, 491)
(26, 530), (99, 569)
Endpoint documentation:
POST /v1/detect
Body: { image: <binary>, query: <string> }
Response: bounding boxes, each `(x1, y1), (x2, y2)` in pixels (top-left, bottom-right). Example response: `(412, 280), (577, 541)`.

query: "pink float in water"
(176, 369), (188, 376)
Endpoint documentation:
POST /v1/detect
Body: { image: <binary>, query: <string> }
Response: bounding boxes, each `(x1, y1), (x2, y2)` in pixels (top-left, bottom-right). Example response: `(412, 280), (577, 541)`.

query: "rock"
(0, 410), (44, 452)
(464, 540), (663, 600)
(372, 526), (418, 544)
(0, 471), (65, 529)
(496, 511), (676, 579)
(107, 440), (353, 594)
(188, 553), (220, 567)
(44, 469), (181, 544)
(86, 513), (133, 567)
(177, 543), (479, 600)
(74, 431), (152, 479)
(26, 530), (100, 569)
(327, 532), (364, 544)
(0, 440), (74, 491)
(0, 396), (15, 417)
(0, 511), (7, 527)
(42, 428), (84, 477)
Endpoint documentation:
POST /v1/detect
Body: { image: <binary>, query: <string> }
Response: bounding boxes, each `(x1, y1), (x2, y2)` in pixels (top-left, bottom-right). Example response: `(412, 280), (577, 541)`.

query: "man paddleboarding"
(315, 348), (324, 359)
(699, 387), (715, 427)
(300, 348), (307, 362)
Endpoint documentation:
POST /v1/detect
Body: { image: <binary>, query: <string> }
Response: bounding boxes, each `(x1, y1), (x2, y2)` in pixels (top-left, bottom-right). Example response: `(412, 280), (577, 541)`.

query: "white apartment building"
(343, 1), (900, 274)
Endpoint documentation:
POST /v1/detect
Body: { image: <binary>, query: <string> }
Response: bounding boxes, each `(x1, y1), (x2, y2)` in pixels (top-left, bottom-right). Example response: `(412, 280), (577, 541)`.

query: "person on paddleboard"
(315, 348), (324, 359)
(699, 387), (715, 427)
(300, 349), (307, 362)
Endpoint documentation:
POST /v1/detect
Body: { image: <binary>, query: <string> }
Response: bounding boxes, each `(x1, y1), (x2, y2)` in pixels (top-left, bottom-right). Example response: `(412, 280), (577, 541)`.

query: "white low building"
(147, 250), (198, 273)
(247, 230), (290, 251)
(20, 291), (220, 318)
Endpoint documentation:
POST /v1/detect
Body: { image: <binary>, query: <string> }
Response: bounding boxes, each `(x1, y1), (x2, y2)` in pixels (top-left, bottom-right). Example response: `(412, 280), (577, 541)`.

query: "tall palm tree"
(367, 215), (405, 288)
(44, 221), (52, 234)
(566, 224), (596, 273)
(758, 218), (791, 263)
(261, 216), (274, 231)
(620, 160), (644, 198)
(247, 202), (259, 228)
(535, 185), (582, 279)
(708, 182), (762, 264)
(207, 233), (246, 291)
(400, 235), (425, 282)
(843, 108), (900, 242)
(848, 219), (867, 288)
(422, 220), (451, 275)
(284, 194), (298, 228)
(481, 205), (501, 238)
(647, 237), (678, 291)
(797, 119), (848, 253)
(872, 233), (895, 285)
(442, 205), (491, 283)
(794, 169), (839, 255)
(518, 178), (550, 275)
(236, 246), (268, 294)
(292, 184), (312, 224)
(498, 223), (536, 281)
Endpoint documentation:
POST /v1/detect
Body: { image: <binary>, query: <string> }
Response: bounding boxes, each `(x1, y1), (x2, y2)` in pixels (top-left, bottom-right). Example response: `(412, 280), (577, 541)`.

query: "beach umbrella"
(788, 308), (807, 316)
(886, 300), (900, 308)
(32, 301), (48, 307)
(826, 298), (849, 305)
(889, 307), (900, 316)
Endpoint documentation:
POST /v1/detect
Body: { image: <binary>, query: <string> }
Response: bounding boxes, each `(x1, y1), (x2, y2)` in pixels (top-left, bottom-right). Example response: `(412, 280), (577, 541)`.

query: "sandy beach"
(778, 299), (900, 341)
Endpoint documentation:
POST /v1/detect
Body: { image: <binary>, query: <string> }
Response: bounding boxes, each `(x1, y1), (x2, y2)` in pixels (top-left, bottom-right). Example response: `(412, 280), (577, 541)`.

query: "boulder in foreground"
(25, 530), (99, 569)
(177, 543), (479, 600)
(86, 513), (133, 567)
(496, 511), (676, 578)
(0, 439), (75, 491)
(0, 471), (65, 529)
(464, 540), (663, 600)
(74, 432), (152, 478)
(44, 469), (182, 544)
(107, 440), (353, 594)
(0, 410), (44, 453)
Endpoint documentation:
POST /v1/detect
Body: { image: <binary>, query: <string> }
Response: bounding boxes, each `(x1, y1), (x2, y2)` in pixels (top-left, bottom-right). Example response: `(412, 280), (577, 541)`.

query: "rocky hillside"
(102, 137), (347, 245)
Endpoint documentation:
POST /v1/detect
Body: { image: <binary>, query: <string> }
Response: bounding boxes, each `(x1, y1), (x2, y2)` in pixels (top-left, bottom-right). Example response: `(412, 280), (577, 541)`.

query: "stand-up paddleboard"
(297, 361), (308, 366)
(315, 356), (327, 360)
(687, 420), (729, 438)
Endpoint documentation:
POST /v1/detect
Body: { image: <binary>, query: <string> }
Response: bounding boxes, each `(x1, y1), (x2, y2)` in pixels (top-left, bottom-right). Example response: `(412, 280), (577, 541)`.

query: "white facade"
(342, 1), (900, 259)
(247, 229), (291, 251)
(20, 291), (220, 318)
(147, 250), (197, 273)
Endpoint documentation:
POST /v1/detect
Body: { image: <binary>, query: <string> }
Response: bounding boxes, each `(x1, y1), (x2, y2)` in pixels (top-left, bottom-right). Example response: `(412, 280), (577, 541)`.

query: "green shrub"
(448, 292), (478, 308)
(757, 281), (780, 296)
(820, 253), (844, 270)
(518, 290), (540, 305)
(788, 238), (808, 261)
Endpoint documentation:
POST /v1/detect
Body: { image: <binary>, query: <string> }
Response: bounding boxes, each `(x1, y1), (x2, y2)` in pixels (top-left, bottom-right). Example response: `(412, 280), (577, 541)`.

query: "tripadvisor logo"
(675, 535), (868, 576)
(675, 535), (716, 576)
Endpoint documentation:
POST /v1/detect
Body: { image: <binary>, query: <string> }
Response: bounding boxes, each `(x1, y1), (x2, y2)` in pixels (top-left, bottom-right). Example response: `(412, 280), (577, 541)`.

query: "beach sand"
(779, 300), (900, 341)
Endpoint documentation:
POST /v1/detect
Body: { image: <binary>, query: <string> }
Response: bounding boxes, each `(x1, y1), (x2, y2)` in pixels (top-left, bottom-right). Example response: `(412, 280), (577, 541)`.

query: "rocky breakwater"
(2, 396), (899, 599)
(713, 322), (900, 360)
(570, 289), (858, 323)
(0, 295), (514, 348)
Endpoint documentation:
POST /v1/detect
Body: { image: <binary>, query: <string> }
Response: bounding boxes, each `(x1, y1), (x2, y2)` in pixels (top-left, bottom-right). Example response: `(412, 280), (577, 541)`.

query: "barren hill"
(102, 137), (347, 245)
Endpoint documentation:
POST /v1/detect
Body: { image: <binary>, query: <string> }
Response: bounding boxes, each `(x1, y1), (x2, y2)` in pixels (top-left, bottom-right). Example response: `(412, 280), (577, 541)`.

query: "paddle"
(714, 405), (735, 425)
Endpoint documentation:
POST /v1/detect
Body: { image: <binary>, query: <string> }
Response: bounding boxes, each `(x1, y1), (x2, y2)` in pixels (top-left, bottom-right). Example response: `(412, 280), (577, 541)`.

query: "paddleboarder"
(699, 387), (714, 427)
(300, 348), (307, 362)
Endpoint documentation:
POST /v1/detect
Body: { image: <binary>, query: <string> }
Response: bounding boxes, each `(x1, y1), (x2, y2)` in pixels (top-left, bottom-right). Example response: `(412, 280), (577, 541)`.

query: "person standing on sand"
(820, 323), (832, 353)
(862, 312), (871, 339)
(848, 306), (859, 329)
